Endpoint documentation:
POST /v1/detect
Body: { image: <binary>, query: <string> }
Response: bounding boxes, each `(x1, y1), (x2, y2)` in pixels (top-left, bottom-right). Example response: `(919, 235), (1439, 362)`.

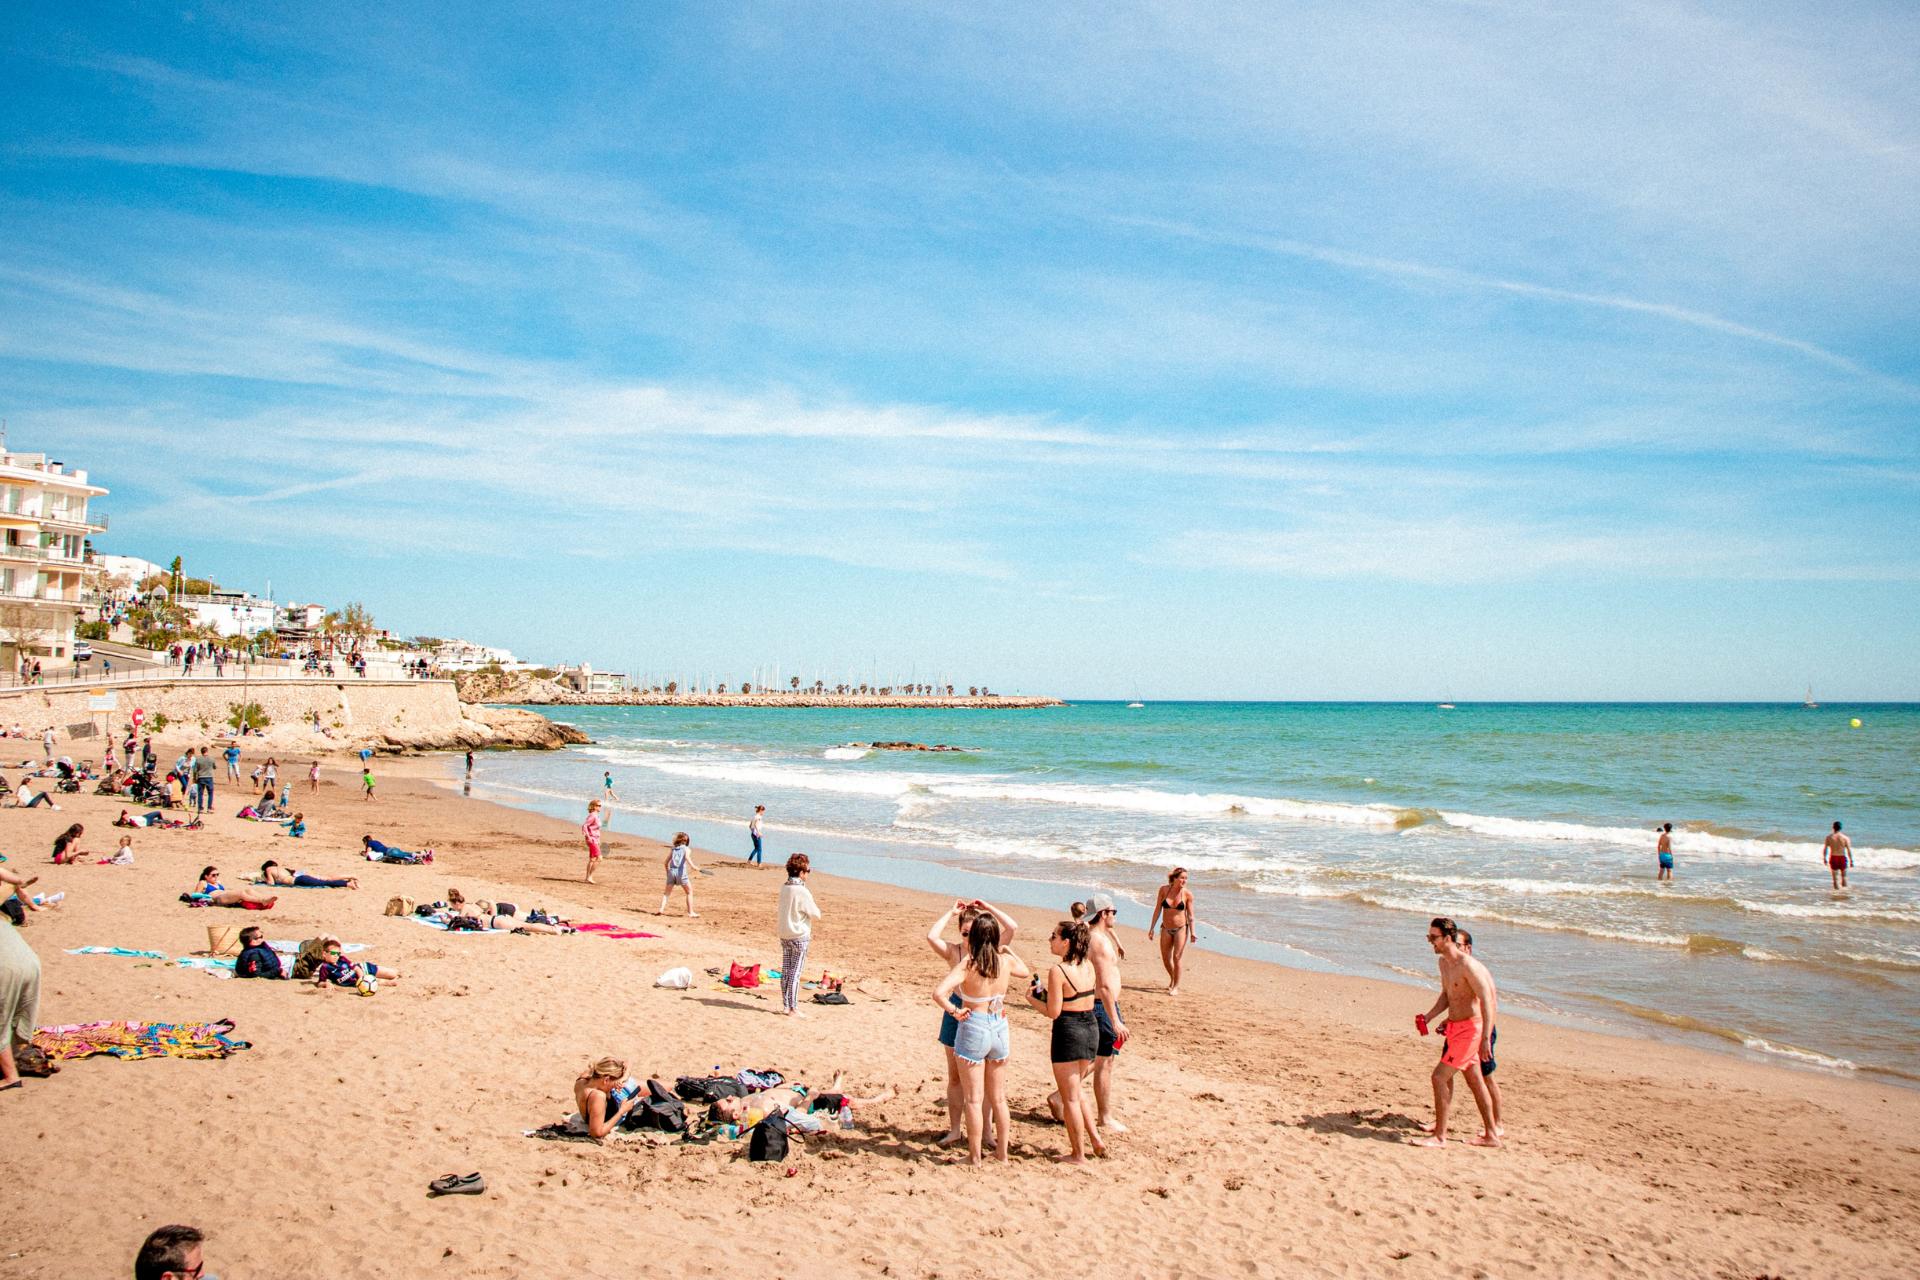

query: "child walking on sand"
(657, 832), (699, 917)
(361, 766), (375, 801)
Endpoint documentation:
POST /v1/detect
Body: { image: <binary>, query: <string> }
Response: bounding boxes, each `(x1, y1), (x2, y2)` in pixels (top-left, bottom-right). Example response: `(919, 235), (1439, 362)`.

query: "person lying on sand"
(234, 925), (286, 979)
(257, 860), (357, 890)
(185, 865), (276, 910)
(311, 940), (399, 991)
(361, 835), (433, 864)
(708, 1070), (896, 1134)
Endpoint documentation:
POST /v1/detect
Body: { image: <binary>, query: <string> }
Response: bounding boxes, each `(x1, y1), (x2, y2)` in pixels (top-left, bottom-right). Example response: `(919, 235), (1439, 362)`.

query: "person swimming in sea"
(1656, 823), (1675, 881)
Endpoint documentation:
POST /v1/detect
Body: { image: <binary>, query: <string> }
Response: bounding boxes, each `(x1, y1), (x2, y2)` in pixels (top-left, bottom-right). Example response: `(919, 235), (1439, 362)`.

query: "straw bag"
(384, 896), (416, 916)
(206, 925), (242, 956)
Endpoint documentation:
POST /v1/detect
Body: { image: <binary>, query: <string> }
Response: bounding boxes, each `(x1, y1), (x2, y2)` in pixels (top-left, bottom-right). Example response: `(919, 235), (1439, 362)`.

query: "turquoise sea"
(468, 701), (1920, 1081)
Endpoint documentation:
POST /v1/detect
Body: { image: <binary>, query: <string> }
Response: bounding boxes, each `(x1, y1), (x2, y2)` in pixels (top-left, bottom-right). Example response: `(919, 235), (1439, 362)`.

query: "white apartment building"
(0, 448), (108, 672)
(179, 589), (278, 637)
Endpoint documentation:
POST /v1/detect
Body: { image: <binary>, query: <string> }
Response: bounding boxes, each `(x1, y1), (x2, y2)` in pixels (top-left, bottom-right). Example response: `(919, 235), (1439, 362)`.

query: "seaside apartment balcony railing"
(38, 509), (106, 532)
(0, 663), (452, 693)
(0, 542), (89, 564)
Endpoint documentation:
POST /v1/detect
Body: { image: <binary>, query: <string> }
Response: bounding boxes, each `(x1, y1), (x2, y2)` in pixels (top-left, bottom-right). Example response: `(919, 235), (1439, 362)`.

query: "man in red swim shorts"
(1823, 821), (1853, 890)
(1412, 917), (1499, 1148)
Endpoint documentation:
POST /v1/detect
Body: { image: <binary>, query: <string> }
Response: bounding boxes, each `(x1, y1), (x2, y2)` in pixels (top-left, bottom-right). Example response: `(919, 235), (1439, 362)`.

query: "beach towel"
(64, 947), (167, 960)
(175, 941), (366, 978)
(407, 916), (509, 934)
(31, 1017), (251, 1062)
(574, 923), (660, 940)
(525, 1115), (672, 1144)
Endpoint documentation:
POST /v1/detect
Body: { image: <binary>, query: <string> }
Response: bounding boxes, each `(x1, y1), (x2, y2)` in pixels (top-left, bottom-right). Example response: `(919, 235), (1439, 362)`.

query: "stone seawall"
(2, 677), (586, 754)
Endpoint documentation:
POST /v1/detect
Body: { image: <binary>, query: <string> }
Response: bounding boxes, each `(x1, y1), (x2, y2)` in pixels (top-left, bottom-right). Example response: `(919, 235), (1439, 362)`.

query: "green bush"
(227, 701), (270, 731)
(148, 712), (170, 732)
(77, 620), (110, 640)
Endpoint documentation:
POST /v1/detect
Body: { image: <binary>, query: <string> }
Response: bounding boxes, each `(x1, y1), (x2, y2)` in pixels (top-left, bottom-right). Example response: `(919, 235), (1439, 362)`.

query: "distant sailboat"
(1437, 692), (1456, 710)
(1803, 685), (1819, 709)
(1126, 700), (1145, 709)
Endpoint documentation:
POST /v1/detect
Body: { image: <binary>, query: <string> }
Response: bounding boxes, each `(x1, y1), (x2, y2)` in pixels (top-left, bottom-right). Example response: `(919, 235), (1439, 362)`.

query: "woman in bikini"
(933, 913), (1031, 1165)
(1147, 867), (1196, 995)
(190, 865), (277, 909)
(1023, 919), (1105, 1164)
(574, 1057), (639, 1140)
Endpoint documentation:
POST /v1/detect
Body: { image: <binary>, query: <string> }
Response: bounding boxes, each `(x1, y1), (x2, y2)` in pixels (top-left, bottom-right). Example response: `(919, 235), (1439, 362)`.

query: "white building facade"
(179, 590), (279, 637)
(0, 448), (108, 672)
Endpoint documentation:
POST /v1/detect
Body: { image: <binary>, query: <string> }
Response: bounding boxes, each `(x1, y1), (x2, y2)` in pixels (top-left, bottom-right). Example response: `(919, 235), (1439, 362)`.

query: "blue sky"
(5, 1), (1917, 698)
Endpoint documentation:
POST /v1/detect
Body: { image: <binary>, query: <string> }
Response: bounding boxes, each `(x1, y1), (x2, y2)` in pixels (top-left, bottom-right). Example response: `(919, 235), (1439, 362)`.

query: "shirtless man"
(1655, 823), (1675, 881)
(1412, 917), (1499, 1148)
(1421, 927), (1502, 1139)
(1061, 892), (1130, 1133)
(1823, 821), (1853, 889)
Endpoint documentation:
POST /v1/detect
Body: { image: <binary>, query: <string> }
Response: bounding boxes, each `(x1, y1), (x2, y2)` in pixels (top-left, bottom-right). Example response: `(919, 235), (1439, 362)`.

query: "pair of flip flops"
(428, 1173), (485, 1197)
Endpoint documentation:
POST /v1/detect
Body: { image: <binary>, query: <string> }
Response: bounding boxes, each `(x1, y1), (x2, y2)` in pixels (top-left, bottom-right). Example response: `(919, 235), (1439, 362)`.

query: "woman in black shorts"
(1024, 919), (1105, 1164)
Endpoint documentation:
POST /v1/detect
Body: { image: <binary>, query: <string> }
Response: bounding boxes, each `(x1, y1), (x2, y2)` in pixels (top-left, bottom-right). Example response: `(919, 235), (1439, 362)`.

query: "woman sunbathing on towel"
(258, 860), (357, 890)
(188, 865), (276, 909)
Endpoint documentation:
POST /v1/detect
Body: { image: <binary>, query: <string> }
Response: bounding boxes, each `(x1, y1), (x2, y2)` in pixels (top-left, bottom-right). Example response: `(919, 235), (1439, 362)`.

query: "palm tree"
(790, 676), (800, 691)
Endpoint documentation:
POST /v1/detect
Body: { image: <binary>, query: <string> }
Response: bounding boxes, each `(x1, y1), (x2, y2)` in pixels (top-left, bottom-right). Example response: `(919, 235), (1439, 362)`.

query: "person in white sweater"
(777, 853), (821, 1016)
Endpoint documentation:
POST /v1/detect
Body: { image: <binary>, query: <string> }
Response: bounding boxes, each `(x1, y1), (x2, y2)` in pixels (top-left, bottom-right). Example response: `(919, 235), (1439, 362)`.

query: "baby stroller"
(55, 760), (81, 794)
(126, 770), (165, 806)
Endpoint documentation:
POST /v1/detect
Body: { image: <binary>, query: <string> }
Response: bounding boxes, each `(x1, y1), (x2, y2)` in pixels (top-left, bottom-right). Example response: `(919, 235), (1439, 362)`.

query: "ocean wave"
(1435, 811), (1920, 870)
(1739, 1036), (1858, 1072)
(822, 746), (872, 760)
(623, 757), (1422, 827)
(1731, 899), (1920, 924)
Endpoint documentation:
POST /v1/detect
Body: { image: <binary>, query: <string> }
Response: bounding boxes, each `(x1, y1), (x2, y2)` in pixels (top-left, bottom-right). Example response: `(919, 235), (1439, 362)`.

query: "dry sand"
(3, 750), (1918, 1278)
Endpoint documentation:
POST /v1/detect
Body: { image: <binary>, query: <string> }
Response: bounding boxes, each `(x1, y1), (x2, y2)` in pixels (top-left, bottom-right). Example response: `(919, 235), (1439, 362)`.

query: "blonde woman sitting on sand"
(575, 1057), (643, 1139)
(933, 913), (1031, 1165)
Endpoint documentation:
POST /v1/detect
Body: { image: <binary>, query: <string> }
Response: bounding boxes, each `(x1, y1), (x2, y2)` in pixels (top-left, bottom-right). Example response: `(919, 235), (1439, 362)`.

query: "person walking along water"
(749, 804), (766, 864)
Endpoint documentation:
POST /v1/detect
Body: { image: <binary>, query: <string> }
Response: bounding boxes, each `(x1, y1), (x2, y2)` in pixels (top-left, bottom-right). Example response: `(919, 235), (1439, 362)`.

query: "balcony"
(0, 542), (88, 565)
(34, 508), (106, 533)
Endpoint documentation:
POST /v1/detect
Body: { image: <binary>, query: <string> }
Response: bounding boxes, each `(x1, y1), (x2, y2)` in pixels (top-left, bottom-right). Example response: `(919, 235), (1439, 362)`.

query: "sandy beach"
(4, 748), (1918, 1279)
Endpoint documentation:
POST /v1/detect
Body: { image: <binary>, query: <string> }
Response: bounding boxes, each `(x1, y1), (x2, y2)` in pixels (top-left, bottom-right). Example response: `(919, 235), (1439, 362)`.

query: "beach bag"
(205, 925), (242, 956)
(654, 966), (693, 989)
(748, 1111), (792, 1162)
(726, 962), (761, 989)
(628, 1080), (687, 1133)
(675, 1076), (747, 1104)
(291, 938), (329, 980)
(383, 896), (415, 917)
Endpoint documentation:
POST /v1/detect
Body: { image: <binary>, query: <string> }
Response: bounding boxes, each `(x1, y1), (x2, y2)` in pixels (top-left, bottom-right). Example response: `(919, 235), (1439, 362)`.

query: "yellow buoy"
(1850, 718), (1863, 728)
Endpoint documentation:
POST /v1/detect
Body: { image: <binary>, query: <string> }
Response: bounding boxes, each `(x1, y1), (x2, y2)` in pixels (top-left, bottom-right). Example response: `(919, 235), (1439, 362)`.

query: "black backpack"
(627, 1079), (687, 1133)
(675, 1075), (747, 1104)
(748, 1111), (792, 1162)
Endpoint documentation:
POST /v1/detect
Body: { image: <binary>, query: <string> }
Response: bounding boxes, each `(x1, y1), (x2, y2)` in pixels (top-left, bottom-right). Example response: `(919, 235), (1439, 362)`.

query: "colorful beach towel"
(174, 941), (366, 977)
(65, 946), (167, 959)
(574, 922), (660, 940)
(31, 1017), (252, 1062)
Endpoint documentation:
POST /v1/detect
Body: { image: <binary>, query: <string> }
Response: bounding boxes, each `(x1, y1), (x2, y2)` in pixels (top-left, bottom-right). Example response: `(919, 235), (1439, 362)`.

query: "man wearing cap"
(1083, 892), (1130, 1133)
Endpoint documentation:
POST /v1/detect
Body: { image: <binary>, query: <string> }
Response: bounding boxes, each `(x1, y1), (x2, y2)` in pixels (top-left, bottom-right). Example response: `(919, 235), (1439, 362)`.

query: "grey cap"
(1083, 891), (1117, 919)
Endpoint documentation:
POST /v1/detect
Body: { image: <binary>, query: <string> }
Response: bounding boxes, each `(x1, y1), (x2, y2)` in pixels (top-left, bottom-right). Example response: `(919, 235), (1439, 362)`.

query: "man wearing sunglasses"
(1412, 917), (1500, 1148)
(135, 1224), (209, 1279)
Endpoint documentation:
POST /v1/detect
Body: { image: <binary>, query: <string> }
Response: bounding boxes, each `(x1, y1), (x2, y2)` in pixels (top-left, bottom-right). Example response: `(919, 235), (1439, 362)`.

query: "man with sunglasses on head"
(1082, 892), (1131, 1133)
(1420, 927), (1503, 1140)
(135, 1224), (209, 1279)
(1412, 917), (1500, 1148)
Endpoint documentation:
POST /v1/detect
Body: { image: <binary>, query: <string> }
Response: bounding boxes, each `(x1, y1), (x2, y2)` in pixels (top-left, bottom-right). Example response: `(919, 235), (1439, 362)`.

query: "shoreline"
(450, 749), (1920, 1088)
(5, 751), (1918, 1276)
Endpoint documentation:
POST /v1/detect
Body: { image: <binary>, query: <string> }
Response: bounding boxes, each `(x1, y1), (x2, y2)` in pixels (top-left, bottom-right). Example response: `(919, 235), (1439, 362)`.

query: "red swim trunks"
(1829, 855), (1849, 870)
(1440, 1017), (1481, 1071)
